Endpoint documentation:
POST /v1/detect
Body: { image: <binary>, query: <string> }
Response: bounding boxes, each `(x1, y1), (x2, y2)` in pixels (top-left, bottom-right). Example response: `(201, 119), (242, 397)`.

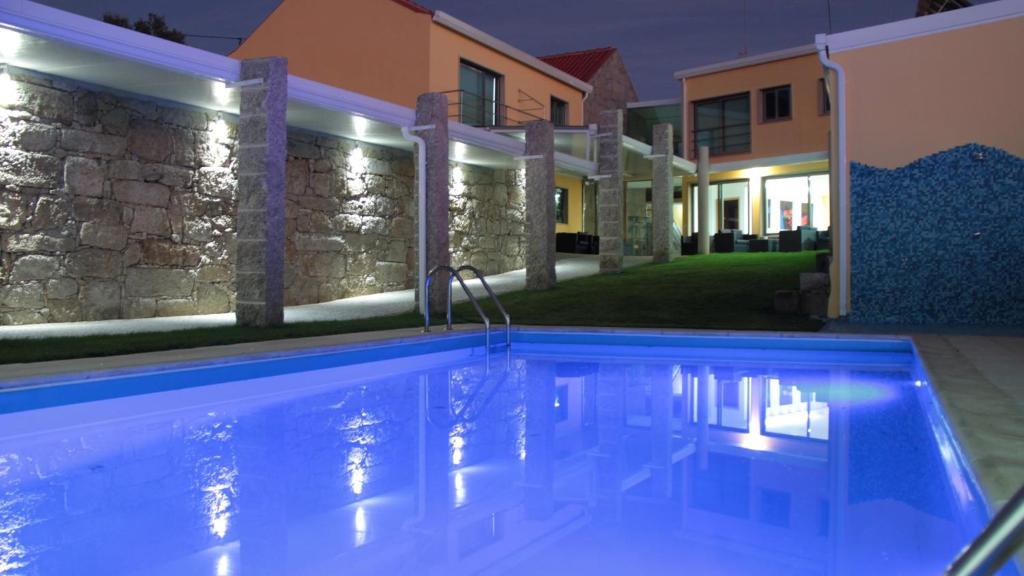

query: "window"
(459, 61), (502, 127)
(764, 173), (830, 234)
(554, 187), (569, 224)
(818, 78), (831, 116)
(760, 85), (791, 122)
(692, 92), (750, 156)
(550, 97), (568, 126)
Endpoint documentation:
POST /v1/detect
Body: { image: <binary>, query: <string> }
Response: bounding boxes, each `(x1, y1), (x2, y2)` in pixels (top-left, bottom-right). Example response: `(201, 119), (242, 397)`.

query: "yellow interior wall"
(555, 174), (584, 233)
(429, 24), (586, 125)
(681, 160), (829, 236)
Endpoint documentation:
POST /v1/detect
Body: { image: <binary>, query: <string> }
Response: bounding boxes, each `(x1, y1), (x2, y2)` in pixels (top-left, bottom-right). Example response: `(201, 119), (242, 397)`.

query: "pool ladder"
(423, 265), (511, 349)
(945, 482), (1024, 575)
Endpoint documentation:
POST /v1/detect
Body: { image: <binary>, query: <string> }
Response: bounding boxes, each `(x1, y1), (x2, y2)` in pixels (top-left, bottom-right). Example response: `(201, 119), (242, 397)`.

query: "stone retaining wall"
(0, 69), (530, 325)
(0, 69), (237, 325)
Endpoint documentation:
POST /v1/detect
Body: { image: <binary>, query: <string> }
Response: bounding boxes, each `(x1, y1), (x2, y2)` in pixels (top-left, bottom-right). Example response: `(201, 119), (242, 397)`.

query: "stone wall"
(283, 133), (417, 306)
(0, 68), (531, 325)
(0, 68), (237, 325)
(850, 144), (1024, 326)
(584, 51), (638, 126)
(449, 163), (526, 275)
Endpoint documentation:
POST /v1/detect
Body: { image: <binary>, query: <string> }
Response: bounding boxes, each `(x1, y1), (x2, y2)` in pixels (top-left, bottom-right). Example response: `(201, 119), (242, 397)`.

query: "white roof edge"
(288, 75), (415, 127)
(821, 0), (1024, 53)
(626, 98), (679, 109)
(432, 11), (593, 95)
(623, 135), (696, 174)
(673, 44), (818, 80)
(0, 0), (240, 82)
(709, 151), (828, 174)
(554, 152), (597, 177)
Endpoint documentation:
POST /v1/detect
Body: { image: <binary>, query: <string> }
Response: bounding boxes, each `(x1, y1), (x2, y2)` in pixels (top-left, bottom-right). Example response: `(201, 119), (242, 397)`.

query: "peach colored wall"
(828, 16), (1024, 319)
(683, 53), (829, 162)
(428, 25), (585, 126)
(233, 0), (433, 108)
(835, 17), (1024, 168)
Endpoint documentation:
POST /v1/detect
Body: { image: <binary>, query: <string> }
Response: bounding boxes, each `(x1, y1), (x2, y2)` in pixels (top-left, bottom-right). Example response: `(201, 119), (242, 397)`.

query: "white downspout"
(816, 35), (849, 318)
(401, 124), (434, 316)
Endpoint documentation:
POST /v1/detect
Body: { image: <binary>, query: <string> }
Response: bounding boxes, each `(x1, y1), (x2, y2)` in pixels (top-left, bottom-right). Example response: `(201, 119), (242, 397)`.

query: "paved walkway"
(0, 254), (651, 340)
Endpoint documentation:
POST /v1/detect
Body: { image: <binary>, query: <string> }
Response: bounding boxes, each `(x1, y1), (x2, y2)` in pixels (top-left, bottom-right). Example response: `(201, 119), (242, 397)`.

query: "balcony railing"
(442, 90), (545, 128)
(691, 124), (752, 157)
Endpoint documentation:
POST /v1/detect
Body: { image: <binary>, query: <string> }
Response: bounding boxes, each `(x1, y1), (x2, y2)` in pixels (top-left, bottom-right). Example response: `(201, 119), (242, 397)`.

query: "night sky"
(34, 0), (994, 99)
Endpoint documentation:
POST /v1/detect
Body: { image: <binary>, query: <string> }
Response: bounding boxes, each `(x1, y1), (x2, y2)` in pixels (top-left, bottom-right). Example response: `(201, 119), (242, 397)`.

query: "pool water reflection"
(0, 340), (1009, 575)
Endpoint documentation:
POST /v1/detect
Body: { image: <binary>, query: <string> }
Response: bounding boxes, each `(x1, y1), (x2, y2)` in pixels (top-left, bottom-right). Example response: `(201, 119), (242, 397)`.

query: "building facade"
(539, 46), (638, 125)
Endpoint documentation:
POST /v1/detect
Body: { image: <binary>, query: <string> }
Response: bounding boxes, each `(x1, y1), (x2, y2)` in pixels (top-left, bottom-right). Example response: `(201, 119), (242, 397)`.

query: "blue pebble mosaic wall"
(850, 144), (1024, 326)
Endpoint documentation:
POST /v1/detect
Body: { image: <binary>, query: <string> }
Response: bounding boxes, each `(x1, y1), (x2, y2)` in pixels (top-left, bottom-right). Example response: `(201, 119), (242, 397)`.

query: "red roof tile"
(538, 47), (617, 82)
(389, 0), (434, 15)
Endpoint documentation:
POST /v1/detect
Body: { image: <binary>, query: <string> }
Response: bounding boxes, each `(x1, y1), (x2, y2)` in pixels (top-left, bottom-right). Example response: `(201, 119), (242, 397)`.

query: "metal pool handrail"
(946, 483), (1024, 576)
(424, 265), (509, 349)
(456, 265), (511, 349)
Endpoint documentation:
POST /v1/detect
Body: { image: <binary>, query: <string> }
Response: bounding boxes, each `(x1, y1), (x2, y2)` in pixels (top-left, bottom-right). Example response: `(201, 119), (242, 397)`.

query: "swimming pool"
(0, 329), (1012, 575)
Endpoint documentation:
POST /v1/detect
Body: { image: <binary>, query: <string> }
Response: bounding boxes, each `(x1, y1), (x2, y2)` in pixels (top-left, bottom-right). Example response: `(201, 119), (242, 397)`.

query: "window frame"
(759, 84), (792, 123)
(691, 92), (751, 158)
(817, 78), (831, 116)
(550, 96), (569, 126)
(459, 59), (504, 128)
(554, 186), (569, 224)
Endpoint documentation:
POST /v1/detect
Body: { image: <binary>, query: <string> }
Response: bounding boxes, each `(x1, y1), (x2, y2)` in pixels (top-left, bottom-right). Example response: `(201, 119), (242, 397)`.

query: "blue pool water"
(0, 331), (1011, 575)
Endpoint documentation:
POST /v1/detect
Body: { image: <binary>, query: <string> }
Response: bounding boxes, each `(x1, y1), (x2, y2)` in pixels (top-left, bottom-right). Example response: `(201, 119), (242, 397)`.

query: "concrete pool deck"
(0, 254), (651, 340)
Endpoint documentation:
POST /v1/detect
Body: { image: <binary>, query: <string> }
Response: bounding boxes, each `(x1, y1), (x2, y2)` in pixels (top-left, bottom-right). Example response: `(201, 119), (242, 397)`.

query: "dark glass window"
(459, 61), (502, 127)
(818, 78), (831, 115)
(555, 187), (569, 224)
(761, 85), (791, 122)
(692, 92), (750, 156)
(550, 97), (568, 126)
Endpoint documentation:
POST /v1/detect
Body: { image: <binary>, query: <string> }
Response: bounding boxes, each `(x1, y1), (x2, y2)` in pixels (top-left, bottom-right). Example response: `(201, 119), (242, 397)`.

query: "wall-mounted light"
(0, 28), (23, 61)
(0, 64), (19, 107)
(352, 115), (369, 139)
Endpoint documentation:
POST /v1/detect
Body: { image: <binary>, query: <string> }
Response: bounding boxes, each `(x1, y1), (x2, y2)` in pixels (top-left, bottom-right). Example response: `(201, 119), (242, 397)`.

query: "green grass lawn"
(0, 252), (822, 365)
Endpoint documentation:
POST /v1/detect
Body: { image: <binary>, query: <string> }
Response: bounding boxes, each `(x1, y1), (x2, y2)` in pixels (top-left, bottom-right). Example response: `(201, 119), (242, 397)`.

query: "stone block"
(48, 298), (80, 322)
(80, 280), (121, 320)
(125, 268), (194, 298)
(127, 120), (173, 163)
(10, 254), (60, 281)
(61, 129), (127, 157)
(18, 82), (73, 124)
(46, 278), (79, 299)
(2, 309), (47, 325)
(66, 157), (104, 198)
(799, 272), (830, 292)
(0, 282), (45, 308)
(99, 108), (130, 136)
(113, 180), (171, 207)
(156, 298), (198, 317)
(774, 290), (800, 315)
(374, 262), (407, 285)
(16, 123), (59, 152)
(0, 149), (61, 189)
(800, 289), (830, 317)
(65, 249), (122, 278)
(107, 159), (142, 181)
(197, 167), (235, 198)
(80, 221), (128, 251)
(125, 298), (156, 318)
(195, 283), (231, 314)
(30, 196), (70, 230)
(197, 263), (232, 283)
(131, 206), (171, 236)
(141, 239), (200, 267)
(4, 232), (75, 253)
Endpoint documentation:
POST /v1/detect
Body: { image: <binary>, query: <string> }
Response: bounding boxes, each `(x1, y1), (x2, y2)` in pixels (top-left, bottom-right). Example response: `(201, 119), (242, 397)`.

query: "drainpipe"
(401, 124), (433, 315)
(815, 34), (849, 318)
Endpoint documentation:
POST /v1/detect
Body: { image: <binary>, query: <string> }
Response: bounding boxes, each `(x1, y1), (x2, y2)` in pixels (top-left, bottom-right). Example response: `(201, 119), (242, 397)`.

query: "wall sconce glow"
(212, 113), (230, 144)
(454, 141), (468, 162)
(0, 65), (19, 107)
(216, 554), (230, 576)
(354, 506), (368, 547)
(451, 166), (466, 197)
(352, 115), (369, 139)
(0, 27), (23, 60)
(454, 471), (467, 507)
(450, 435), (465, 466)
(212, 80), (231, 106)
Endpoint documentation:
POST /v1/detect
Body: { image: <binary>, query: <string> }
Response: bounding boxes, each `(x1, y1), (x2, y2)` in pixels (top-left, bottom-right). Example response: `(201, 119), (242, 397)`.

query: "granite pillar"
(525, 120), (556, 290)
(597, 110), (624, 273)
(651, 123), (675, 263)
(414, 93), (450, 313)
(235, 57), (287, 327)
